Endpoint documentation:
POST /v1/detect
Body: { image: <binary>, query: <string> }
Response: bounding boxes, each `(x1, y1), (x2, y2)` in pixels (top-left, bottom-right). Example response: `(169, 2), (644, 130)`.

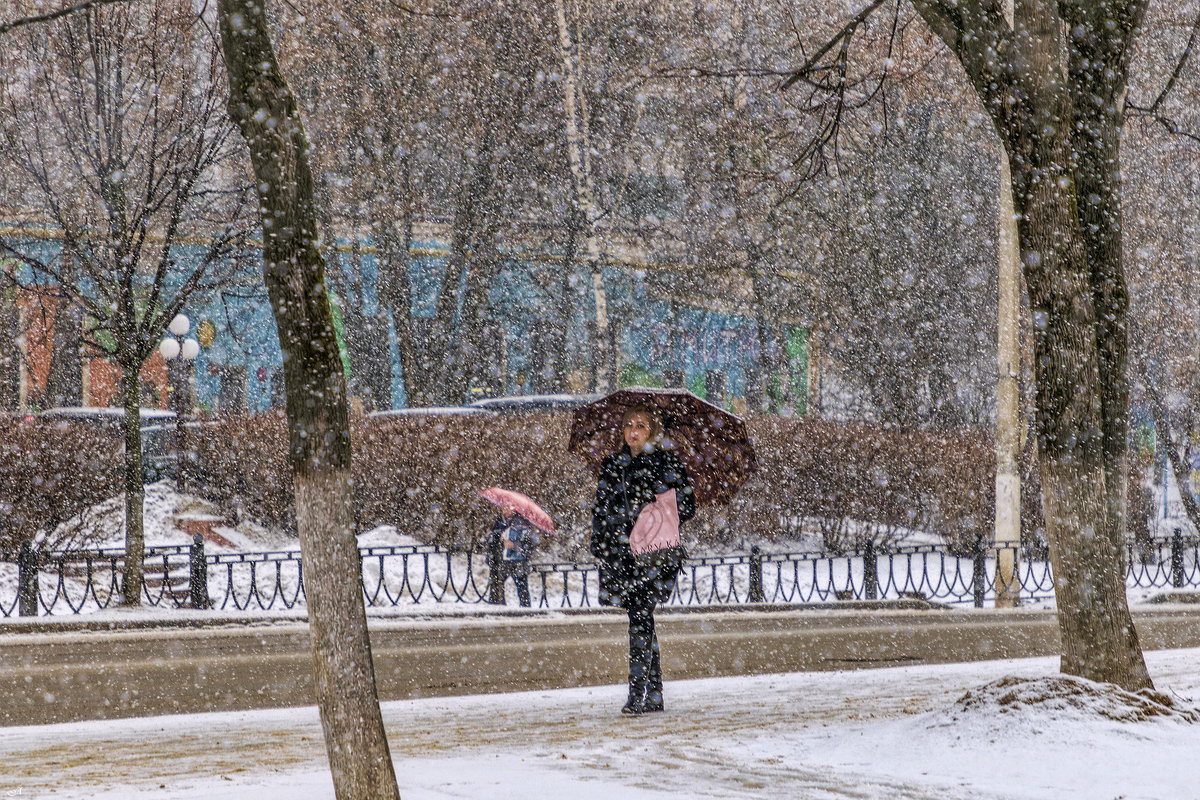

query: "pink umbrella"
(478, 487), (557, 535)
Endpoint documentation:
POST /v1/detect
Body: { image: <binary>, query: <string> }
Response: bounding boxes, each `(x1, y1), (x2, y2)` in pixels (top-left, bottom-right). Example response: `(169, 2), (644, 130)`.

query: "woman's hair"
(620, 406), (664, 442)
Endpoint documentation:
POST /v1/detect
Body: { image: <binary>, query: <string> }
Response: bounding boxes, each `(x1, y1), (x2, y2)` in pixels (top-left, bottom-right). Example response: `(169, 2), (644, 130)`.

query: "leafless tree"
(790, 0), (1154, 690)
(216, 1), (400, 797)
(0, 0), (253, 603)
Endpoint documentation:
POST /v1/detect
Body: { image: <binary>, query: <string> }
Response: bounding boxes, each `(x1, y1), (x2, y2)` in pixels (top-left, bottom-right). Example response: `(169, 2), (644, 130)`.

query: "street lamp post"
(160, 314), (199, 491)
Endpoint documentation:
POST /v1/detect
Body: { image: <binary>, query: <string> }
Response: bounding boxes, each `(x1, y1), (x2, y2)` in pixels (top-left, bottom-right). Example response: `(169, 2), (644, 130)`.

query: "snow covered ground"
(3, 647), (1200, 799)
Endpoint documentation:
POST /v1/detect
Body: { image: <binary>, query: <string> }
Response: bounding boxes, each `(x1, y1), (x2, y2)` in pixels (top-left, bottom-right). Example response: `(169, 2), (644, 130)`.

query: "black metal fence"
(2, 531), (1197, 617)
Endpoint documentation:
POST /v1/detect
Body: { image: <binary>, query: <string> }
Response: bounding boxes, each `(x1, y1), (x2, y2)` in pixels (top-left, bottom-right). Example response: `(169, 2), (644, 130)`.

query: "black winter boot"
(643, 635), (664, 713)
(621, 685), (646, 715)
(624, 604), (654, 715)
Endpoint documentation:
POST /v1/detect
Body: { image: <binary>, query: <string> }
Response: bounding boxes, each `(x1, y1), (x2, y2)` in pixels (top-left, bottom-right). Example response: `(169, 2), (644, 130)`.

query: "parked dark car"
(37, 407), (179, 483)
(467, 393), (602, 414)
(366, 406), (496, 420)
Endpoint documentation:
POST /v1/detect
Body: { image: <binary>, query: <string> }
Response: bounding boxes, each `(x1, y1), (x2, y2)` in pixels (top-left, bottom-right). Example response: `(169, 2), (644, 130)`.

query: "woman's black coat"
(590, 444), (696, 608)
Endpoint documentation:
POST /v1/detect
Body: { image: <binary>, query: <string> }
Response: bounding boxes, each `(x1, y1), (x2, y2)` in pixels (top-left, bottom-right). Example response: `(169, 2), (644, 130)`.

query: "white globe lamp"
(159, 337), (181, 361)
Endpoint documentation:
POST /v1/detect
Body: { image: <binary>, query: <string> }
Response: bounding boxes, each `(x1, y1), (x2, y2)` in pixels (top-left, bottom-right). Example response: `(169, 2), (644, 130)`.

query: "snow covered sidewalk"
(2, 648), (1199, 799)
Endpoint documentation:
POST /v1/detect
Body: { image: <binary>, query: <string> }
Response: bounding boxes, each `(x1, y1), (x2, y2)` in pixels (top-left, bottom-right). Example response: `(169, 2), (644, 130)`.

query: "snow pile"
(931, 674), (1200, 730)
(44, 481), (182, 550)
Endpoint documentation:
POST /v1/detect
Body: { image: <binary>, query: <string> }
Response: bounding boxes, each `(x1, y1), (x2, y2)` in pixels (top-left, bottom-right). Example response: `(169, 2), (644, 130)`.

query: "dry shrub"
(191, 412), (1005, 553)
(189, 412), (294, 532)
(0, 420), (121, 553)
(191, 411), (596, 553)
(727, 416), (995, 553)
(353, 412), (594, 552)
(3, 411), (1156, 558)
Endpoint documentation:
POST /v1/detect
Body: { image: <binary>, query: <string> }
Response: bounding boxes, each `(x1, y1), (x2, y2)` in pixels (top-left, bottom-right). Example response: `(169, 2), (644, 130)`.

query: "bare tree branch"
(0, 0), (136, 36)
(1128, 8), (1200, 115)
(780, 0), (888, 90)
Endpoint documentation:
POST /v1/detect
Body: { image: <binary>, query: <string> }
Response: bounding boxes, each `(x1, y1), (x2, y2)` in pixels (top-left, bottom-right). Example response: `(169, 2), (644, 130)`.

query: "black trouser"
(509, 572), (531, 607)
(627, 596), (662, 701)
(489, 564), (531, 607)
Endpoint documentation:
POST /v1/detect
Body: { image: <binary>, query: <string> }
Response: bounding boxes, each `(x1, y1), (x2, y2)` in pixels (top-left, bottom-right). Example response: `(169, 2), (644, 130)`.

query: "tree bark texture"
(911, 0), (1151, 689)
(46, 300), (83, 408)
(0, 283), (19, 411)
(217, 2), (400, 798)
(119, 356), (146, 606)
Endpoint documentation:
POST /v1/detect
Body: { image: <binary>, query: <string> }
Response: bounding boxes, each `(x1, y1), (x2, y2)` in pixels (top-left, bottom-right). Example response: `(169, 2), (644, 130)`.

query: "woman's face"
(623, 412), (653, 453)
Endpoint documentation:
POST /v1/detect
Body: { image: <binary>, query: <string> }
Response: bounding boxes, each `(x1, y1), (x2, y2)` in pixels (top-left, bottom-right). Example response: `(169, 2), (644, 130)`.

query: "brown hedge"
(0, 413), (1156, 557)
(0, 420), (122, 553)
(188, 413), (1013, 552)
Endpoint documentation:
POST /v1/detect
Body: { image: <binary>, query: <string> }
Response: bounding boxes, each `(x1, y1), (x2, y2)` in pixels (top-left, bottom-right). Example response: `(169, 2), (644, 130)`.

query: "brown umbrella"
(567, 386), (756, 506)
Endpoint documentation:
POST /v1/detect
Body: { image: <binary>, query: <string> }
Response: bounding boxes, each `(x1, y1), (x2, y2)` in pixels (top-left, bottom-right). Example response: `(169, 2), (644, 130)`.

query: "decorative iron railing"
(1, 531), (1195, 617)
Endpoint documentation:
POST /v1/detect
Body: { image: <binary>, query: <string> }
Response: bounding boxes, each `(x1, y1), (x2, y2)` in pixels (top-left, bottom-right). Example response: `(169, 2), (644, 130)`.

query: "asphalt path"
(4, 602), (1200, 727)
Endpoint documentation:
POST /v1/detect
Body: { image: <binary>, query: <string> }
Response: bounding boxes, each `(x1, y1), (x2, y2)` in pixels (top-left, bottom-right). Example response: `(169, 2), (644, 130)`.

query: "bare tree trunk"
(374, 159), (426, 407)
(118, 355), (145, 606)
(553, 0), (612, 391)
(746, 246), (779, 413)
(1141, 364), (1200, 527)
(337, 240), (392, 412)
(429, 143), (494, 404)
(217, 3), (400, 798)
(548, 211), (582, 392)
(0, 282), (19, 411)
(46, 300), (83, 407)
(910, 0), (1152, 693)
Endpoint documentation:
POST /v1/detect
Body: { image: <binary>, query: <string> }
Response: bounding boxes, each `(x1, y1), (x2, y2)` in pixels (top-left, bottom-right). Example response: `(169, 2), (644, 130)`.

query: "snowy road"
(6, 603), (1200, 728)
(3, 646), (1200, 799)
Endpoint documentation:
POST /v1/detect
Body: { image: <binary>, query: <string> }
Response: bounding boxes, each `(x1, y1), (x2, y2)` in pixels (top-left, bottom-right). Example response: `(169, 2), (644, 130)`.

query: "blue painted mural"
(3, 228), (808, 413)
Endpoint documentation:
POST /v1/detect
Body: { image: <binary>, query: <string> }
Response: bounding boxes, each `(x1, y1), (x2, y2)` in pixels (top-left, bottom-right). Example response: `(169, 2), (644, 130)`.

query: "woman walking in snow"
(590, 406), (695, 715)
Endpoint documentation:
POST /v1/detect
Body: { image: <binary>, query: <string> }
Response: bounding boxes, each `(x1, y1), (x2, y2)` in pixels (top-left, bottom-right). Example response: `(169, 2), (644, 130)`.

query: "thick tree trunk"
(119, 356), (145, 606)
(1015, 132), (1150, 688)
(1010, 6), (1150, 692)
(217, 3), (400, 799)
(910, 0), (1151, 690)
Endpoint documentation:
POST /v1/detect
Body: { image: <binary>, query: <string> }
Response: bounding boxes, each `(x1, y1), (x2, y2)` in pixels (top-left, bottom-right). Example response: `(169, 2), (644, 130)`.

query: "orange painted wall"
(17, 291), (58, 399)
(85, 352), (168, 408)
(17, 288), (168, 409)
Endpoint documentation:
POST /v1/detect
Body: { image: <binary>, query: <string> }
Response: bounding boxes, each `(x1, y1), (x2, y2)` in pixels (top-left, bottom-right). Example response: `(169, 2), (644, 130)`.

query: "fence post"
(18, 540), (38, 617)
(863, 539), (878, 600)
(972, 538), (987, 608)
(749, 545), (764, 603)
(189, 534), (210, 609)
(1171, 527), (1186, 589)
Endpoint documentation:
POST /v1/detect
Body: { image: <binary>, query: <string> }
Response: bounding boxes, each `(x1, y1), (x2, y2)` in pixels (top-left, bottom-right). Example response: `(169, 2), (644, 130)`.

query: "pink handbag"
(629, 489), (681, 556)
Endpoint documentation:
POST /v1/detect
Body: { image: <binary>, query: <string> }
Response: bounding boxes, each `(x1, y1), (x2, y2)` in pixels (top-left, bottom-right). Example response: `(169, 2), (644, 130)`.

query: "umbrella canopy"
(567, 387), (756, 506)
(478, 487), (557, 535)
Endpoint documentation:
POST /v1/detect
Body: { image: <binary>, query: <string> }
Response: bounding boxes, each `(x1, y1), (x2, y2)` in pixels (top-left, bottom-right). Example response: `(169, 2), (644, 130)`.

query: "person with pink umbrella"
(479, 488), (554, 607)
